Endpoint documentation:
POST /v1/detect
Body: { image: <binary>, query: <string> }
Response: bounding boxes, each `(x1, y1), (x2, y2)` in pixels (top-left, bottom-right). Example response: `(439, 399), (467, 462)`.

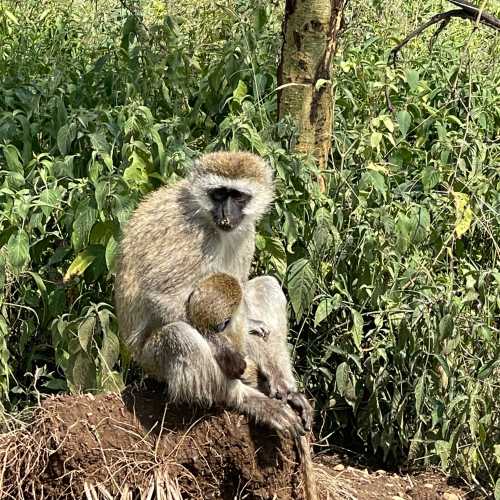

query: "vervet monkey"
(187, 272), (317, 500)
(115, 152), (305, 435)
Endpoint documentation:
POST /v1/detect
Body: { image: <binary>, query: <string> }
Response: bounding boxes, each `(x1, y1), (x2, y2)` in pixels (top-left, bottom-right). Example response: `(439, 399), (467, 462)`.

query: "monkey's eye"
(215, 319), (231, 332)
(230, 190), (251, 205)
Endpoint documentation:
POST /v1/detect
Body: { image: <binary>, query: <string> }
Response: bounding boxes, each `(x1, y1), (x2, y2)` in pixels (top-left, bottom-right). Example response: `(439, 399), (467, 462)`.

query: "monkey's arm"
(206, 332), (247, 380)
(244, 276), (314, 432)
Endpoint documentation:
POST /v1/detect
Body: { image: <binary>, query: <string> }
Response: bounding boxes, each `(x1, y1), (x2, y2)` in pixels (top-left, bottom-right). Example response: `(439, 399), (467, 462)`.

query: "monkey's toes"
(248, 319), (270, 340)
(276, 402), (306, 438)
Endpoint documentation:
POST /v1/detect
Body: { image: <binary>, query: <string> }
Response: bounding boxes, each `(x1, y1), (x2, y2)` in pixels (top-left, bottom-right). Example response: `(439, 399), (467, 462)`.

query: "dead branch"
(385, 0), (500, 110)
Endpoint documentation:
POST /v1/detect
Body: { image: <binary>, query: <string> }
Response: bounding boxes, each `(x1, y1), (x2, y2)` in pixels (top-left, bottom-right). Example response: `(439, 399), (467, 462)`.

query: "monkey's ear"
(215, 319), (231, 333)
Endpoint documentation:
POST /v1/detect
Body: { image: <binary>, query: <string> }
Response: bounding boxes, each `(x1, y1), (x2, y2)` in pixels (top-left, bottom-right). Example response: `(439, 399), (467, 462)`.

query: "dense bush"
(0, 0), (498, 494)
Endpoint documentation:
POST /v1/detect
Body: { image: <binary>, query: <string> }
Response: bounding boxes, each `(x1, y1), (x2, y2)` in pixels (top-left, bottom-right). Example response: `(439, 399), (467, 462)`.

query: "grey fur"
(115, 152), (304, 435)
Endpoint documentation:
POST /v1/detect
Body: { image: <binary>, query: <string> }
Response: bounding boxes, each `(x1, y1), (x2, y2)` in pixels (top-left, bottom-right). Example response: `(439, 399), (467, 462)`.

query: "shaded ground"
(0, 381), (474, 499)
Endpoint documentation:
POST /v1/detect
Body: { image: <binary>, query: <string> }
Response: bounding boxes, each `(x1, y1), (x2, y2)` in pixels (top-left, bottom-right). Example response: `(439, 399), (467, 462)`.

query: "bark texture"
(278, 0), (345, 184)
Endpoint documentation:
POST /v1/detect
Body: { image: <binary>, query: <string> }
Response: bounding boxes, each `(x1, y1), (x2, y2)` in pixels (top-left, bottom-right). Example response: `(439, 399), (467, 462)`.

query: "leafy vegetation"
(0, 0), (498, 494)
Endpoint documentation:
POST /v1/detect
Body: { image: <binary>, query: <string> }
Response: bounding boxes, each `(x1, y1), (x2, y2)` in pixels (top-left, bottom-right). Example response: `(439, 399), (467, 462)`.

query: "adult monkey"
(115, 152), (308, 436)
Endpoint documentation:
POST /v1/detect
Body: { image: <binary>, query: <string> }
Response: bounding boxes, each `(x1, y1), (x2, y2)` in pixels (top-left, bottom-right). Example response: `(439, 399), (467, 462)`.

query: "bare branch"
(385, 1), (500, 111)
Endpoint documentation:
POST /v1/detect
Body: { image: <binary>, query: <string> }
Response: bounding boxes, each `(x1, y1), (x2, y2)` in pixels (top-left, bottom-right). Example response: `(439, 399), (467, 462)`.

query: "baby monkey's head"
(187, 273), (244, 337)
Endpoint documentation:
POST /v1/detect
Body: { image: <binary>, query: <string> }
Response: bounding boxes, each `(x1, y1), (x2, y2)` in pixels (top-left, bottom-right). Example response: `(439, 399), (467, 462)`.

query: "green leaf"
(2, 144), (23, 172)
(100, 330), (120, 370)
(421, 165), (440, 191)
(435, 440), (451, 470)
(232, 80), (248, 104)
(39, 188), (61, 217)
(439, 314), (454, 340)
(314, 295), (341, 326)
(78, 316), (96, 352)
(64, 245), (103, 282)
(494, 478), (500, 500)
(57, 122), (77, 155)
(336, 362), (356, 403)
(265, 237), (287, 279)
(71, 200), (98, 250)
(105, 235), (119, 273)
(287, 258), (315, 320)
(370, 131), (383, 149)
(405, 69), (419, 91)
(360, 171), (387, 198)
(350, 309), (363, 350)
(6, 229), (30, 271)
(397, 110), (411, 137)
(70, 351), (96, 392)
(415, 373), (425, 415)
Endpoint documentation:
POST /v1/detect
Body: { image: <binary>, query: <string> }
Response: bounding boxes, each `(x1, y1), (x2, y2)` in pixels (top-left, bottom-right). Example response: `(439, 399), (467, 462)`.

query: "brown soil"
(0, 382), (305, 499)
(0, 381), (475, 500)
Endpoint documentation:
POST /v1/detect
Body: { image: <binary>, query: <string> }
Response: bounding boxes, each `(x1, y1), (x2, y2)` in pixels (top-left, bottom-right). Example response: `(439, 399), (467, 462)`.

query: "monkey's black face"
(208, 187), (251, 231)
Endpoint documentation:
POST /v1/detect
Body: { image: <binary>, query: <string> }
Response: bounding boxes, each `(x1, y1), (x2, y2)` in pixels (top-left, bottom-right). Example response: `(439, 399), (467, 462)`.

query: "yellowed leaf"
(452, 192), (473, 238)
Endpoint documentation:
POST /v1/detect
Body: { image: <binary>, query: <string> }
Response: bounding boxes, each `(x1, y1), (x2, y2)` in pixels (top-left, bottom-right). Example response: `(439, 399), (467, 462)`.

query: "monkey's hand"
(287, 392), (314, 433)
(214, 345), (247, 380)
(247, 318), (270, 340)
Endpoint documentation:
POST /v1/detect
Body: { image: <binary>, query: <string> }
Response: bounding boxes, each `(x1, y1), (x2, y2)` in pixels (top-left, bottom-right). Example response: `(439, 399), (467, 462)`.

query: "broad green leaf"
(421, 165), (440, 191)
(336, 362), (356, 403)
(6, 230), (30, 271)
(100, 330), (120, 370)
(57, 123), (77, 155)
(287, 258), (315, 320)
(397, 110), (411, 137)
(2, 144), (23, 172)
(70, 351), (96, 392)
(314, 295), (341, 326)
(370, 131), (383, 149)
(382, 116), (394, 132)
(495, 479), (500, 500)
(71, 200), (98, 250)
(265, 237), (287, 279)
(283, 211), (298, 252)
(39, 188), (61, 217)
(232, 80), (248, 104)
(64, 245), (103, 282)
(360, 170), (387, 198)
(405, 69), (419, 91)
(78, 316), (96, 352)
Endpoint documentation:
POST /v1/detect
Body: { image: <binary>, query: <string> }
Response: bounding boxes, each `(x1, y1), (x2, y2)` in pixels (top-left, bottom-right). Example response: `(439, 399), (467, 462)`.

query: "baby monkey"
(186, 273), (317, 500)
(186, 272), (262, 386)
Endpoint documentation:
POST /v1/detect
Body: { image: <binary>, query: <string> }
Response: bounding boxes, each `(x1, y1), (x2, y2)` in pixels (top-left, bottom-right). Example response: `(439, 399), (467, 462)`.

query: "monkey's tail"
(298, 435), (318, 500)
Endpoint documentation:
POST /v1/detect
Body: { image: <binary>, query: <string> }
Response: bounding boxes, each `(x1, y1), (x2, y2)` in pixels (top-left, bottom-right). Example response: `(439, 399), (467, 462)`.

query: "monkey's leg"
(139, 321), (304, 435)
(244, 276), (314, 431)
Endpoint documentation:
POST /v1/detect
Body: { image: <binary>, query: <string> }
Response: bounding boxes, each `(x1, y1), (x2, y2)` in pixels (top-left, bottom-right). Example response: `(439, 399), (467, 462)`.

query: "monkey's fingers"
(247, 318), (270, 340)
(262, 398), (306, 438)
(287, 392), (314, 433)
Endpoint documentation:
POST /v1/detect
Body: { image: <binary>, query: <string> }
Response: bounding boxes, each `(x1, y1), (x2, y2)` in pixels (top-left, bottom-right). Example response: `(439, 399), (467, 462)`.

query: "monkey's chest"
(206, 237), (250, 280)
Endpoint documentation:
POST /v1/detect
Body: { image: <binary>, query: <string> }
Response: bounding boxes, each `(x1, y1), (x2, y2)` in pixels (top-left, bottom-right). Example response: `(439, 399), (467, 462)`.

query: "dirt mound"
(0, 382), (306, 499)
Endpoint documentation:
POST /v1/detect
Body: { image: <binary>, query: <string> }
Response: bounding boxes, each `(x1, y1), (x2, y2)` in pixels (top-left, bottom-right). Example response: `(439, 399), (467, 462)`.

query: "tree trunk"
(278, 0), (345, 188)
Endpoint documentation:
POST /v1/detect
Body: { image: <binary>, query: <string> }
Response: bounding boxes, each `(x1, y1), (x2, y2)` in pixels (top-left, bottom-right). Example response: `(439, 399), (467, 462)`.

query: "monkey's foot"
(248, 318), (270, 340)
